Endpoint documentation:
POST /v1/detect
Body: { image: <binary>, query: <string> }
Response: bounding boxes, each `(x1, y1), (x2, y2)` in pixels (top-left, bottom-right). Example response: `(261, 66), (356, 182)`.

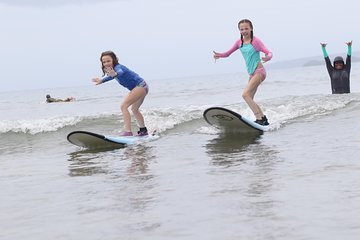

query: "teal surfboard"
(203, 107), (269, 133)
(67, 131), (159, 149)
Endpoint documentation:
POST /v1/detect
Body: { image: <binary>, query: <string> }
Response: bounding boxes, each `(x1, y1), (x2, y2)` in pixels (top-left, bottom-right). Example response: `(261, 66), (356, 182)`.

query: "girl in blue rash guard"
(92, 51), (149, 136)
(320, 41), (352, 94)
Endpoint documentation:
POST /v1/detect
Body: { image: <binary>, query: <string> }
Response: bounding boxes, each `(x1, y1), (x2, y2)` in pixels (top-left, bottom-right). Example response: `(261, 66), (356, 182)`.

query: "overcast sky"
(0, 0), (358, 92)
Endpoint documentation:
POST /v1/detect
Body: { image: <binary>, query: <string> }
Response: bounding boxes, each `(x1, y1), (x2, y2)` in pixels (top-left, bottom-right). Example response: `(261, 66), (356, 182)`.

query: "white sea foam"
(261, 94), (359, 130)
(1, 90), (359, 135)
(0, 116), (82, 134)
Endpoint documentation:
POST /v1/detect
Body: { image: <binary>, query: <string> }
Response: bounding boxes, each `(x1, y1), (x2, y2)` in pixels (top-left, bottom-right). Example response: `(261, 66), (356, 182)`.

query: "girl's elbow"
(266, 52), (273, 61)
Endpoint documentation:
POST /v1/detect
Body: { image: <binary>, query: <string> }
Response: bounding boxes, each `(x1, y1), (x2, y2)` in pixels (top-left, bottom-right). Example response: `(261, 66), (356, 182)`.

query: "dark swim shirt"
(322, 45), (352, 94)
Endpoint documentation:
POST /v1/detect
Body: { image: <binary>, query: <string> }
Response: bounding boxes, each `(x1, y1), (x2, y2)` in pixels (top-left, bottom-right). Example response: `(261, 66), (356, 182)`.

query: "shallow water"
(1, 63), (360, 239)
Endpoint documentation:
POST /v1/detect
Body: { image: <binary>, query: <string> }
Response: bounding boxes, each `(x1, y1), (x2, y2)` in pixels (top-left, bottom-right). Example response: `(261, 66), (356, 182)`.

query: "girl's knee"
(131, 107), (140, 114)
(131, 104), (142, 113)
(121, 103), (130, 111)
(242, 91), (249, 100)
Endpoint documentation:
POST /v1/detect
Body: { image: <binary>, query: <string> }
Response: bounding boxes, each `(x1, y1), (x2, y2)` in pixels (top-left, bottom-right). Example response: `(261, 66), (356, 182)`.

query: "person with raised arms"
(320, 41), (352, 94)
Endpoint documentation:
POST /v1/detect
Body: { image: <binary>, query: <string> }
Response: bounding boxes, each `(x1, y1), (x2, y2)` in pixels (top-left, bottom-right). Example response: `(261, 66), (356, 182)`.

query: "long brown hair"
(238, 19), (254, 48)
(100, 51), (119, 75)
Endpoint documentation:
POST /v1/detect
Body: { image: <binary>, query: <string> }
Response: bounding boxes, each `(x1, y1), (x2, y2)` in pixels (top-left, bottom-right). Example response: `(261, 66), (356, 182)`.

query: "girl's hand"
(261, 57), (269, 63)
(320, 42), (327, 47)
(213, 51), (221, 61)
(346, 40), (352, 46)
(105, 67), (117, 77)
(92, 78), (102, 85)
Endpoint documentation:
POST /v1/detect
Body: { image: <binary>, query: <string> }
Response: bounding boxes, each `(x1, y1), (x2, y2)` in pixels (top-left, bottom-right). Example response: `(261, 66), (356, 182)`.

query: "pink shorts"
(250, 67), (267, 80)
(137, 81), (149, 94)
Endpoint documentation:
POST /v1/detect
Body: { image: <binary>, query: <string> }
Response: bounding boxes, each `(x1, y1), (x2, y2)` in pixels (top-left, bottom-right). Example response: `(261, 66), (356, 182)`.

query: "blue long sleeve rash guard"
(101, 64), (144, 91)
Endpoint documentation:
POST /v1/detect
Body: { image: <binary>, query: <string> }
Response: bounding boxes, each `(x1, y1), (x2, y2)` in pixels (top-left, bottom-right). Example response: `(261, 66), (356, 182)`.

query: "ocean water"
(1, 63), (360, 240)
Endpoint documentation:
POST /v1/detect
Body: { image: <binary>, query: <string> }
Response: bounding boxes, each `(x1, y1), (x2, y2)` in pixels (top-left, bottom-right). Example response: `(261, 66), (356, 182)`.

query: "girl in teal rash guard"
(92, 51), (149, 136)
(320, 41), (352, 94)
(213, 19), (273, 126)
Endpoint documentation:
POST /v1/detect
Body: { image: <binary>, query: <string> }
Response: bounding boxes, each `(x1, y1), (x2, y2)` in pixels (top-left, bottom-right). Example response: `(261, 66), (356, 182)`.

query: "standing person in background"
(320, 41), (352, 94)
(213, 19), (273, 126)
(92, 51), (149, 136)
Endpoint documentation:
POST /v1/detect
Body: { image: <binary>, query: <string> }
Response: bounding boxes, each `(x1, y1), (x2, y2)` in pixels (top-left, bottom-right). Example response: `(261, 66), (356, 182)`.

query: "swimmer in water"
(46, 94), (75, 103)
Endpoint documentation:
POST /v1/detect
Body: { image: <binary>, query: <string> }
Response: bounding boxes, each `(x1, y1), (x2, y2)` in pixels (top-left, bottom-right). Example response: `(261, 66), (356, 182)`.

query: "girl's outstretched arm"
(213, 39), (242, 59)
(95, 65), (124, 84)
(92, 77), (103, 85)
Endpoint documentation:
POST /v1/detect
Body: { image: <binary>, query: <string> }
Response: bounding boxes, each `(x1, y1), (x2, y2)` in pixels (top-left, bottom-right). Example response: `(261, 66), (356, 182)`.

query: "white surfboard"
(203, 107), (269, 133)
(67, 131), (160, 149)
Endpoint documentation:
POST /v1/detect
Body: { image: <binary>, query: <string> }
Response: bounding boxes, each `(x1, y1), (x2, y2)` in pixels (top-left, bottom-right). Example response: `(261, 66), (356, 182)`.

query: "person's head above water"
(333, 56), (345, 70)
(46, 94), (51, 99)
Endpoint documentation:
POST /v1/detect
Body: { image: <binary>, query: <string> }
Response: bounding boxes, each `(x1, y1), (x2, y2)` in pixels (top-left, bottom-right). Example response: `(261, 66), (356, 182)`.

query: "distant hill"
(267, 51), (360, 70)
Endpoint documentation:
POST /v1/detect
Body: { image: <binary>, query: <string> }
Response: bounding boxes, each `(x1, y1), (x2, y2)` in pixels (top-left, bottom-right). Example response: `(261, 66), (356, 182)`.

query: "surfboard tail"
(203, 107), (269, 133)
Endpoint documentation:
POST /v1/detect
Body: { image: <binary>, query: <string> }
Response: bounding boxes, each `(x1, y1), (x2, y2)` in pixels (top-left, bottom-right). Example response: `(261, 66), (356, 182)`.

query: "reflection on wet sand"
(205, 132), (263, 166)
(67, 144), (156, 177)
(206, 131), (281, 225)
(243, 144), (281, 222)
(67, 144), (161, 231)
(67, 151), (112, 177)
(67, 148), (114, 177)
(125, 145), (155, 176)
